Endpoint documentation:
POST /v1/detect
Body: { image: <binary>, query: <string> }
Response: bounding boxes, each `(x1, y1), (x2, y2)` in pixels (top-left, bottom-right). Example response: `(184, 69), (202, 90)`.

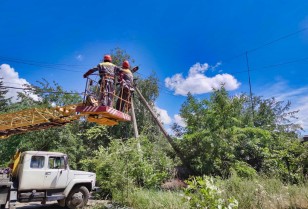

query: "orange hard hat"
(104, 55), (112, 62)
(122, 60), (130, 68)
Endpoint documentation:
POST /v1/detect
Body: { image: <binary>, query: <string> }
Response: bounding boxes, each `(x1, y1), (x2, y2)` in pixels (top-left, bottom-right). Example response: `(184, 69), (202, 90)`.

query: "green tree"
(34, 79), (82, 106)
(110, 47), (135, 66)
(82, 136), (174, 199)
(0, 77), (11, 112)
(175, 87), (303, 180)
(252, 97), (301, 135)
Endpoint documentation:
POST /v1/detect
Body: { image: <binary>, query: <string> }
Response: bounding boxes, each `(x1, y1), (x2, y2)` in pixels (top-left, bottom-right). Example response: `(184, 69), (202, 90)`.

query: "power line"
(137, 55), (308, 97)
(0, 58), (84, 73)
(230, 56), (308, 74)
(1, 86), (83, 95)
(256, 56), (308, 70)
(150, 54), (308, 91)
(0, 55), (87, 67)
(247, 27), (308, 53)
(222, 27), (308, 63)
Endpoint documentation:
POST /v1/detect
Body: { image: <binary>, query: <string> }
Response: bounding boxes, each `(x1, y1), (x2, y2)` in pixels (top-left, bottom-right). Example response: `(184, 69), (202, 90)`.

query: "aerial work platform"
(76, 75), (132, 126)
(76, 105), (131, 126)
(0, 74), (133, 139)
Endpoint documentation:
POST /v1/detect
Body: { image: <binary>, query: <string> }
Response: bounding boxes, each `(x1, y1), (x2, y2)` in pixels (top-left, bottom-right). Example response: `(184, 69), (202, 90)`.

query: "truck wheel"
(66, 186), (89, 209)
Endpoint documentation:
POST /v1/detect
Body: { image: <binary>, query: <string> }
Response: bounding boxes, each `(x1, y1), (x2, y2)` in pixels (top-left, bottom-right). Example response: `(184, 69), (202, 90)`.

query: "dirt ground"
(15, 200), (108, 209)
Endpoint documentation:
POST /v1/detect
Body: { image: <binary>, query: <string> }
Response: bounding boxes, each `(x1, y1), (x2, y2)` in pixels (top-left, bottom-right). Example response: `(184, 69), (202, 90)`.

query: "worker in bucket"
(83, 55), (120, 107)
(116, 60), (138, 112)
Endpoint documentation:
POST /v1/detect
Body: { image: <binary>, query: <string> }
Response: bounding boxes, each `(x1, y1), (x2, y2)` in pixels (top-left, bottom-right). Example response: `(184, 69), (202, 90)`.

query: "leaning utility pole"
(134, 87), (192, 172)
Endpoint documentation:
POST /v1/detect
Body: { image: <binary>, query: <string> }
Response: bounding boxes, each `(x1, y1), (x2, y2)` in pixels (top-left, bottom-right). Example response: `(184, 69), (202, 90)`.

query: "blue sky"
(0, 0), (308, 134)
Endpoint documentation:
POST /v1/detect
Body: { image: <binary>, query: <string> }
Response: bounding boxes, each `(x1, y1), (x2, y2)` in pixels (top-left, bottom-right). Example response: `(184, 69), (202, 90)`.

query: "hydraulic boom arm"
(0, 104), (80, 139)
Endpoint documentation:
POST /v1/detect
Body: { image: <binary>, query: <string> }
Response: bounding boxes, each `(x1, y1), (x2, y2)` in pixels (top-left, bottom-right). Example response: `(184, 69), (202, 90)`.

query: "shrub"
(81, 135), (174, 200)
(183, 176), (238, 209)
(231, 161), (257, 179)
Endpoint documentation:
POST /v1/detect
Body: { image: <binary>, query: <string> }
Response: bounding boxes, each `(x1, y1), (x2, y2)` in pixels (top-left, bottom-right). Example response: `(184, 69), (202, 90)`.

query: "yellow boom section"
(0, 104), (80, 139)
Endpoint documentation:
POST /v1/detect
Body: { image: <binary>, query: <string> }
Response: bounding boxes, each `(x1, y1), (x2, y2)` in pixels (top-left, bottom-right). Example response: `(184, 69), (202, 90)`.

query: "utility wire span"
(0, 55), (87, 67)
(0, 58), (84, 73)
(1, 86), (83, 95)
(257, 56), (308, 69)
(0, 27), (306, 74)
(160, 56), (308, 94)
(230, 56), (308, 74)
(3, 54), (307, 97)
(247, 27), (308, 53)
(222, 27), (308, 63)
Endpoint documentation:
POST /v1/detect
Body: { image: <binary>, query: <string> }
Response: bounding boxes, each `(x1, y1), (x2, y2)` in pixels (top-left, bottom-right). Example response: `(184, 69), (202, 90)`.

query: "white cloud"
(76, 54), (83, 61)
(154, 106), (172, 125)
(165, 62), (240, 96)
(174, 114), (186, 127)
(0, 64), (39, 102)
(210, 61), (222, 71)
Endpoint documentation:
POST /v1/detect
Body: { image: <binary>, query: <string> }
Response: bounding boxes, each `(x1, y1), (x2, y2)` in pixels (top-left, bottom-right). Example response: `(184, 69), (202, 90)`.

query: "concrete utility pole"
(130, 97), (139, 139)
(245, 51), (254, 121)
(130, 97), (141, 151)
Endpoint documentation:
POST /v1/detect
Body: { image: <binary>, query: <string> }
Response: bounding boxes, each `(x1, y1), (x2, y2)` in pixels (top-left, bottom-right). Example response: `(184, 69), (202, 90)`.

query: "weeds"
(92, 177), (308, 209)
(218, 174), (308, 209)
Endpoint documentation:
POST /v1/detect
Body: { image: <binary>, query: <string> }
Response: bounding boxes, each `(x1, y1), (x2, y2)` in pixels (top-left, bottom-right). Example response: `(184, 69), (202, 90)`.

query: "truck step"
(19, 192), (45, 200)
(46, 195), (65, 201)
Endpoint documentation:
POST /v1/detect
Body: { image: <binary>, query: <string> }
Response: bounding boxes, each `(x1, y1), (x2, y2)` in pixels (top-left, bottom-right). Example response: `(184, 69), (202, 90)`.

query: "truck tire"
(66, 186), (89, 209)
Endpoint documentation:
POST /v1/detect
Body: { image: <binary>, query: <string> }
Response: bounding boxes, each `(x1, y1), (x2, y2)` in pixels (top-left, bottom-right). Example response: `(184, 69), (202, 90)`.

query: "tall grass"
(218, 175), (308, 209)
(92, 176), (308, 209)
(120, 188), (188, 209)
(92, 188), (188, 209)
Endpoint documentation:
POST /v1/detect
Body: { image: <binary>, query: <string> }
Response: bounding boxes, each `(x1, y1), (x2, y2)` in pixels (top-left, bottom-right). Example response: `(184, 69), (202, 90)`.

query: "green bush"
(231, 161), (257, 179)
(81, 135), (174, 200)
(183, 176), (238, 209)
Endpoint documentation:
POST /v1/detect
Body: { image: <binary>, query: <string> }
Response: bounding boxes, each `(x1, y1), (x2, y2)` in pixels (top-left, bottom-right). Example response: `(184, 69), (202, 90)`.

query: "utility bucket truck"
(0, 67), (139, 209)
(0, 151), (96, 209)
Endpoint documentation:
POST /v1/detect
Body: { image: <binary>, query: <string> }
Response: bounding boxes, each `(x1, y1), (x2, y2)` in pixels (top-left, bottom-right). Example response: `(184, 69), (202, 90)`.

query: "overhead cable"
(0, 85), (83, 95)
(222, 27), (308, 63)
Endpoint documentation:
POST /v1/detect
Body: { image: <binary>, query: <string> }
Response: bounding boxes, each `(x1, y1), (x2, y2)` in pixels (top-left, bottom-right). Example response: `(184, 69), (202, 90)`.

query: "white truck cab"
(1, 151), (96, 209)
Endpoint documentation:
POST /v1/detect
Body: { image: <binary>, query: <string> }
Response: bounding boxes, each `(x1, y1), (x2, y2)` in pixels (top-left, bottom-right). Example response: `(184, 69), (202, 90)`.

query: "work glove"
(132, 66), (139, 73)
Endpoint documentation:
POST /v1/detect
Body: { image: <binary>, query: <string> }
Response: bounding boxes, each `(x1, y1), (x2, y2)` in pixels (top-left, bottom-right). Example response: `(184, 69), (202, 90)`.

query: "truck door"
(43, 156), (68, 189)
(18, 155), (46, 190)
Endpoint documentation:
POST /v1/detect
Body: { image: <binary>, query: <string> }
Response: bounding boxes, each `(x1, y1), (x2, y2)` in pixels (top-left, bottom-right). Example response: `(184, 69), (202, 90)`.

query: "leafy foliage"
(110, 47), (135, 67)
(0, 77), (11, 112)
(81, 136), (174, 199)
(183, 176), (238, 209)
(175, 86), (306, 181)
